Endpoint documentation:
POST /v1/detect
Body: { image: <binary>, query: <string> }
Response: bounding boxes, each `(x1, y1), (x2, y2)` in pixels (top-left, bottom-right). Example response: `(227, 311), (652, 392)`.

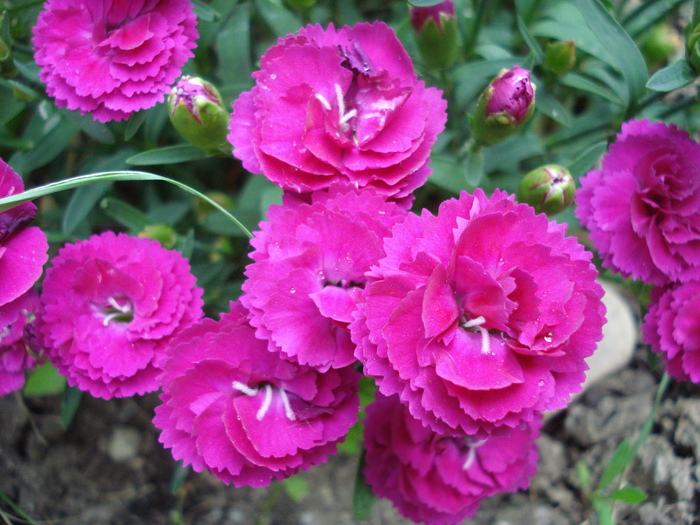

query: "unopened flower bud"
(471, 66), (535, 146)
(543, 40), (576, 74)
(409, 1), (459, 69)
(642, 23), (680, 70)
(687, 22), (700, 72)
(168, 76), (229, 155)
(138, 224), (178, 248)
(517, 164), (575, 216)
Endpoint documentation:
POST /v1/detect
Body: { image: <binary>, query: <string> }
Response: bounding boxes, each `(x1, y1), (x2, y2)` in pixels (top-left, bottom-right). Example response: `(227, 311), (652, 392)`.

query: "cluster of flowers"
(576, 120), (700, 384)
(1, 2), (609, 523)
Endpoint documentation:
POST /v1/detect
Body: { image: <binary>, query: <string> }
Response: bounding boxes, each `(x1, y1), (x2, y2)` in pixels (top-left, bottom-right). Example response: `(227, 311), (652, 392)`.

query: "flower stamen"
(232, 380), (258, 397)
(462, 316), (491, 354)
(257, 384), (273, 420)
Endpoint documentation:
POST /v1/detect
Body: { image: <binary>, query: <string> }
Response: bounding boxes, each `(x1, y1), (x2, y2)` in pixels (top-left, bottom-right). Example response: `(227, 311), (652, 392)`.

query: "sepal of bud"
(471, 66), (535, 146)
(543, 40), (576, 74)
(687, 22), (700, 73)
(168, 76), (229, 155)
(410, 1), (459, 69)
(517, 164), (575, 216)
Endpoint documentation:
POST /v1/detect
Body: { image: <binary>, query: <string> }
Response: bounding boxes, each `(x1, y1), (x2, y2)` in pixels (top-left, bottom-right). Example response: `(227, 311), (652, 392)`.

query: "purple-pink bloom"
(154, 301), (361, 487)
(38, 231), (204, 399)
(0, 290), (40, 396)
(485, 66), (535, 123)
(351, 189), (605, 437)
(363, 393), (540, 525)
(409, 1), (456, 33)
(228, 22), (447, 204)
(576, 119), (700, 285)
(241, 186), (407, 371)
(643, 281), (700, 383)
(0, 159), (48, 309)
(33, 0), (198, 123)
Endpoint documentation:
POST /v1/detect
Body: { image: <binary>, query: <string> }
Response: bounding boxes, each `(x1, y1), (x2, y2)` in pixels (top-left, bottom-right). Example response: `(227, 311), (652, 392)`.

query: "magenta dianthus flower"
(576, 119), (700, 285)
(154, 301), (361, 487)
(363, 393), (540, 525)
(33, 0), (198, 122)
(242, 186), (406, 371)
(0, 290), (40, 396)
(643, 281), (700, 383)
(38, 231), (204, 399)
(351, 189), (606, 436)
(228, 22), (447, 203)
(0, 159), (49, 309)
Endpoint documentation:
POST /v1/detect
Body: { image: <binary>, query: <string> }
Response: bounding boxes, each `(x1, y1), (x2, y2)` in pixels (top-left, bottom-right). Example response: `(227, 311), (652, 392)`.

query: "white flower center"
(232, 381), (297, 421)
(100, 296), (133, 326)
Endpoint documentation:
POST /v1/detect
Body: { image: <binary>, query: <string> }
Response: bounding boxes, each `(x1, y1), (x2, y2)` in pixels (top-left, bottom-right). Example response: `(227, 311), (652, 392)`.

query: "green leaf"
(608, 485), (648, 504)
(466, 148), (484, 187)
(192, 0), (222, 22)
(622, 0), (687, 38)
(59, 109), (115, 144)
(574, 0), (648, 106)
(0, 171), (253, 238)
(352, 450), (376, 520)
(62, 181), (113, 236)
(647, 60), (696, 92)
(125, 110), (148, 141)
(561, 72), (624, 105)
(100, 197), (152, 232)
(516, 15), (545, 64)
(61, 386), (83, 430)
(599, 438), (634, 489)
(23, 361), (66, 397)
(569, 141), (608, 178)
(216, 3), (252, 89)
(282, 475), (310, 502)
(408, 0), (448, 5)
(126, 145), (207, 166)
(536, 88), (573, 127)
(592, 497), (615, 525)
(576, 460), (592, 489)
(254, 0), (301, 38)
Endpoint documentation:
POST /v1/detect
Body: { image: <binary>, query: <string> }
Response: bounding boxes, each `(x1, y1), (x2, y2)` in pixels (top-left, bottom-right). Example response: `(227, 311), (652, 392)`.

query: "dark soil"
(1, 344), (698, 525)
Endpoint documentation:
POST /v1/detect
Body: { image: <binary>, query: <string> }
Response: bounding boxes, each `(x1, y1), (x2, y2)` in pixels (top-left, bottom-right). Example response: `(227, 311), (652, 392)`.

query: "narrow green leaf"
(536, 89), (573, 127)
(408, 0), (445, 6)
(466, 149), (485, 187)
(0, 171), (253, 238)
(254, 0), (301, 38)
(0, 492), (39, 525)
(125, 110), (148, 141)
(561, 72), (624, 105)
(632, 372), (670, 457)
(622, 0), (687, 38)
(59, 109), (115, 144)
(62, 181), (113, 235)
(61, 386), (83, 430)
(353, 450), (376, 520)
(23, 361), (66, 397)
(216, 3), (252, 88)
(100, 197), (152, 232)
(569, 141), (608, 178)
(575, 0), (648, 105)
(599, 438), (634, 489)
(516, 15), (545, 64)
(126, 145), (207, 166)
(282, 476), (310, 502)
(592, 497), (615, 525)
(646, 60), (696, 92)
(178, 228), (195, 260)
(192, 0), (222, 22)
(576, 460), (592, 489)
(608, 485), (648, 504)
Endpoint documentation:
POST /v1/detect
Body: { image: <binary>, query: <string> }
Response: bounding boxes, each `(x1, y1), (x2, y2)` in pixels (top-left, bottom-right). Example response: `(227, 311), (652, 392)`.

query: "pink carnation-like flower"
(576, 119), (700, 285)
(154, 301), (361, 487)
(241, 186), (406, 371)
(228, 22), (447, 203)
(33, 0), (198, 122)
(643, 281), (700, 383)
(38, 231), (204, 399)
(363, 393), (540, 525)
(0, 290), (40, 396)
(351, 189), (606, 437)
(0, 159), (49, 309)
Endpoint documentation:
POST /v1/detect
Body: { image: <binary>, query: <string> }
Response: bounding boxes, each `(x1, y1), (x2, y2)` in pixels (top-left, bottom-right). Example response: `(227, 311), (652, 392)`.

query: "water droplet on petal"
(289, 288), (296, 294)
(538, 380), (545, 387)
(543, 332), (553, 343)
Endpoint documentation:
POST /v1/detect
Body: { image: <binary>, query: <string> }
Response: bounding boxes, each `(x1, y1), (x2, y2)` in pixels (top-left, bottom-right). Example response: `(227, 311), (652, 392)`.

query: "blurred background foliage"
(0, 0), (698, 320)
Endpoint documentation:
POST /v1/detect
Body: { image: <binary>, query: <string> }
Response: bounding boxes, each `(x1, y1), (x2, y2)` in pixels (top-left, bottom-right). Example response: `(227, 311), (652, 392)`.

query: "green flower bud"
(138, 224), (178, 248)
(543, 40), (576, 75)
(471, 66), (536, 147)
(194, 191), (235, 223)
(687, 22), (700, 73)
(642, 23), (680, 69)
(517, 164), (575, 216)
(168, 76), (229, 155)
(410, 1), (460, 70)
